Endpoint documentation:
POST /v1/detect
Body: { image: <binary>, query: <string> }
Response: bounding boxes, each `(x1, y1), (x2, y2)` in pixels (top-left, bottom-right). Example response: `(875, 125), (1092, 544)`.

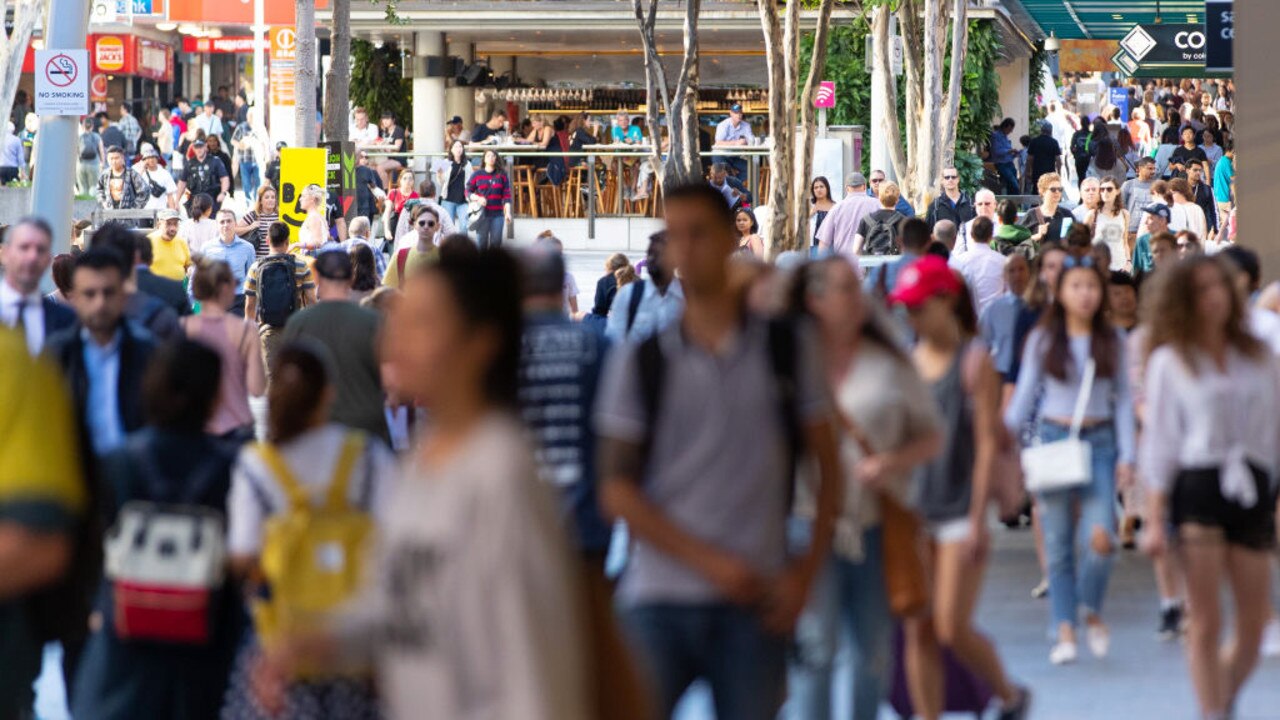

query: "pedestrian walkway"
(671, 528), (1280, 720)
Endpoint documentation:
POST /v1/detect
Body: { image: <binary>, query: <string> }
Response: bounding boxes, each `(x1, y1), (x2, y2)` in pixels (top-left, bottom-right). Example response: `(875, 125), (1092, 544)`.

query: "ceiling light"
(1044, 31), (1060, 53)
(156, 22), (177, 31)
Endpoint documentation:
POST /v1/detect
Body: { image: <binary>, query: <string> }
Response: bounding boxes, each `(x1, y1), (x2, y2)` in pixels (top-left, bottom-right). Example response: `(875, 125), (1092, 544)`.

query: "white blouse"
(1139, 345), (1280, 507)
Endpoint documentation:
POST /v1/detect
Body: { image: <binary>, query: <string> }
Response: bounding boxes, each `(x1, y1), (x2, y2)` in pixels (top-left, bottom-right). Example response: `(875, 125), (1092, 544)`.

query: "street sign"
(1112, 23), (1228, 78)
(90, 73), (108, 102)
(324, 141), (356, 228)
(269, 26), (297, 107)
(34, 49), (89, 116)
(814, 81), (835, 109)
(1109, 87), (1130, 121)
(865, 35), (903, 76)
(1205, 0), (1234, 73)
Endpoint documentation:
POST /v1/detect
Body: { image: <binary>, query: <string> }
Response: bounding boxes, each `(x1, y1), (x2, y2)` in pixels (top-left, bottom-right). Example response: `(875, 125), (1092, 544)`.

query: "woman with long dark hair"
(438, 139), (472, 231)
(735, 207), (764, 258)
(785, 256), (944, 720)
(1088, 121), (1125, 185)
(1006, 255), (1136, 665)
(1141, 256), (1279, 720)
(466, 149), (513, 250)
(1087, 178), (1130, 271)
(889, 256), (1032, 720)
(236, 184), (280, 258)
(809, 177), (836, 250)
(349, 243), (380, 304)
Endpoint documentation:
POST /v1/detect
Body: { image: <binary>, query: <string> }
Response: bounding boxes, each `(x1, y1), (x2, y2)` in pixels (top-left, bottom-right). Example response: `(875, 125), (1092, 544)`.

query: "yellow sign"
(278, 148), (327, 246)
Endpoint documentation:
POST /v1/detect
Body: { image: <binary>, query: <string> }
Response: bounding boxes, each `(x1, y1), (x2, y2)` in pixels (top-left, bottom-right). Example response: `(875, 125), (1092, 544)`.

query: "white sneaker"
(1049, 641), (1078, 665)
(1263, 618), (1280, 658)
(1031, 579), (1049, 599)
(1086, 624), (1110, 658)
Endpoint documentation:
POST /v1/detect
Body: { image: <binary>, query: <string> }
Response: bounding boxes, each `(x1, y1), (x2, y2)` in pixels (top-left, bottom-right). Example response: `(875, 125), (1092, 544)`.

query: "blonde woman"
(297, 184), (329, 252)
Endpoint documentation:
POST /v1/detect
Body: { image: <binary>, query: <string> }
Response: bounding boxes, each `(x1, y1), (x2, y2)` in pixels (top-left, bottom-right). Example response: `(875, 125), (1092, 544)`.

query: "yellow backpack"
(251, 432), (372, 659)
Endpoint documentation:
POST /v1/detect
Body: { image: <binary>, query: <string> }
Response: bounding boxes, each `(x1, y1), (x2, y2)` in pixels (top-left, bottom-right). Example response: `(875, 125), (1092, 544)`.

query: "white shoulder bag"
(1021, 358), (1096, 494)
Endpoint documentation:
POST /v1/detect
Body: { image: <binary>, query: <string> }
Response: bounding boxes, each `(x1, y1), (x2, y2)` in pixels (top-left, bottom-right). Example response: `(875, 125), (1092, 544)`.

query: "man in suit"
(0, 216), (76, 354)
(88, 222), (180, 340)
(134, 232), (191, 317)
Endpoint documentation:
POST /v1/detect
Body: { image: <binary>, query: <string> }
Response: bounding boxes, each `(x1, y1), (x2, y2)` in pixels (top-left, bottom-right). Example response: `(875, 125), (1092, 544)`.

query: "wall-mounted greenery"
(350, 40), (413, 129)
(1028, 39), (1049, 123)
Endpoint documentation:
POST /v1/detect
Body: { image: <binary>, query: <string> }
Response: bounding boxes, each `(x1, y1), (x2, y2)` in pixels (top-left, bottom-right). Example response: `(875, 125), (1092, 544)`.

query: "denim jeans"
(1035, 422), (1118, 628)
(785, 520), (892, 720)
(441, 200), (470, 234)
(475, 214), (505, 249)
(714, 154), (749, 180)
(240, 161), (260, 199)
(995, 162), (1020, 196)
(622, 603), (786, 720)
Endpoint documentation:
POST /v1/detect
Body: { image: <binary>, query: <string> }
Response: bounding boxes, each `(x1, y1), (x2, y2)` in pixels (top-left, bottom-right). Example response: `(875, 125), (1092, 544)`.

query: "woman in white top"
(256, 246), (589, 720)
(182, 193), (220, 259)
(786, 257), (943, 720)
(1140, 256), (1280, 720)
(297, 184), (330, 252)
(1088, 178), (1130, 271)
(224, 342), (396, 720)
(1169, 177), (1207, 241)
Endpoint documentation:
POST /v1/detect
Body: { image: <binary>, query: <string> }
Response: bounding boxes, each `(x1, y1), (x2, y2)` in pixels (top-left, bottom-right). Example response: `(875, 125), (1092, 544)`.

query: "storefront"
(19, 30), (175, 115)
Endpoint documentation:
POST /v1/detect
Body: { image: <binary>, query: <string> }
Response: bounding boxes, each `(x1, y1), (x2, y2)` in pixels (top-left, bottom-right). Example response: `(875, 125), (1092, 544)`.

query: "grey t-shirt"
(282, 300), (389, 443)
(1122, 178), (1154, 233)
(594, 317), (831, 605)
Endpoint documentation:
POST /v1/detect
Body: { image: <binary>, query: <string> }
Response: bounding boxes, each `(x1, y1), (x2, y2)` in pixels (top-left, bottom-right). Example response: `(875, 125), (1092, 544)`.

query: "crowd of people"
(0, 69), (1275, 720)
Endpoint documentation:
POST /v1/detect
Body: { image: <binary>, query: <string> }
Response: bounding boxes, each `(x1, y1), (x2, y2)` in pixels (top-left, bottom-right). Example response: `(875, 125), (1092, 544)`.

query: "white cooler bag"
(1021, 359), (1096, 494)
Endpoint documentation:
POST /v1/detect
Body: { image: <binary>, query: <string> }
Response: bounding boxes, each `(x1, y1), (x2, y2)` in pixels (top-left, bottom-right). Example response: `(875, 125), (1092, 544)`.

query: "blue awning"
(1006, 0), (1205, 40)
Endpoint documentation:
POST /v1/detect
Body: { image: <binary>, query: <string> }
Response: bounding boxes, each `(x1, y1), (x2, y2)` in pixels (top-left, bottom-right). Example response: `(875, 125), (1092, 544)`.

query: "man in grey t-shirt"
(595, 184), (841, 720)
(1121, 157), (1157, 236)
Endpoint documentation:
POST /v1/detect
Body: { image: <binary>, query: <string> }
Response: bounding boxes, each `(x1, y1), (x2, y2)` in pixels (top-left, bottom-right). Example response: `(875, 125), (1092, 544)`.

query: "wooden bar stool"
(535, 169), (564, 218)
(563, 166), (588, 218)
(600, 167), (619, 215)
(648, 181), (664, 219)
(757, 165), (771, 205)
(512, 165), (539, 218)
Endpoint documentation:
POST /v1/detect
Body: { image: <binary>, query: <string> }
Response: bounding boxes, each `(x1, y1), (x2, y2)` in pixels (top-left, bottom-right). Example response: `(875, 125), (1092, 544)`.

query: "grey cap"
(845, 172), (867, 188)
(157, 208), (179, 221)
(140, 145), (159, 158)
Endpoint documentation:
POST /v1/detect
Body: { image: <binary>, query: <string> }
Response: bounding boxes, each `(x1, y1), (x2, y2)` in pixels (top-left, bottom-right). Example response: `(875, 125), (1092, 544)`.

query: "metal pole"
(587, 152), (596, 240)
(253, 0), (266, 118)
(31, 0), (90, 269)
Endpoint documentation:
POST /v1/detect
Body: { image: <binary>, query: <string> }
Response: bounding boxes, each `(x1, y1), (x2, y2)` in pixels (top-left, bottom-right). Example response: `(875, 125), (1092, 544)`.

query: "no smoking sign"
(34, 48), (89, 116)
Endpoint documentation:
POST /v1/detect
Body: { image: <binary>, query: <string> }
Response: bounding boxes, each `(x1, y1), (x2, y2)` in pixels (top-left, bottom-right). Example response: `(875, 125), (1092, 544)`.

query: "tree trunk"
(294, 0), (318, 147)
(872, 6), (908, 195)
(633, 0), (672, 189)
(898, 0), (923, 197)
(757, 0), (789, 254)
(0, 0), (43, 142)
(792, 0), (835, 249)
(940, 0), (968, 168)
(668, 0), (702, 185)
(916, 0), (946, 210)
(321, 0), (350, 143)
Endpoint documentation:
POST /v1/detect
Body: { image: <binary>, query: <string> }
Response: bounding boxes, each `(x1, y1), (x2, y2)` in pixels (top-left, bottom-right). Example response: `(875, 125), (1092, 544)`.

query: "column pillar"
(413, 31), (447, 163)
(445, 40), (475, 130)
(1237, 0), (1276, 280)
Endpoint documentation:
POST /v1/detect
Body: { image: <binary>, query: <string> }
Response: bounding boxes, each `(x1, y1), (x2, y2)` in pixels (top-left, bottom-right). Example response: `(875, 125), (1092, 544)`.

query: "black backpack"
(256, 256), (298, 328)
(635, 318), (803, 501)
(624, 279), (647, 337)
(79, 132), (99, 161)
(1070, 131), (1091, 162)
(863, 211), (903, 256)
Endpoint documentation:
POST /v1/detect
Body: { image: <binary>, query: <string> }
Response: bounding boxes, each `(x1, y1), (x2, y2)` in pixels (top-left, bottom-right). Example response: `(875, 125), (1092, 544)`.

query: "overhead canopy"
(1007, 0), (1205, 40)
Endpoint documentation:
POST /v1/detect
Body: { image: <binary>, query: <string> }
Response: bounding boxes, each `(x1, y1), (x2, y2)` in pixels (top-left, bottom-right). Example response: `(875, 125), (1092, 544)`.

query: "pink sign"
(814, 81), (836, 109)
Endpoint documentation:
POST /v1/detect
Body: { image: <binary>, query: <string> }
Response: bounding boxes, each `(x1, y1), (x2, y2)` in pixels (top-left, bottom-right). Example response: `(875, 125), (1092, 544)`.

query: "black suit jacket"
(41, 296), (77, 339)
(136, 267), (192, 317)
(45, 320), (157, 441)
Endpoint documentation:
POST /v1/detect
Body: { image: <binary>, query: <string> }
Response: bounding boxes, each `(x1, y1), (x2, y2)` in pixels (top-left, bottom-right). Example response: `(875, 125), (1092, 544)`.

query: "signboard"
(1108, 87), (1130, 122)
(34, 49), (89, 116)
(278, 148), (327, 245)
(90, 73), (109, 102)
(1112, 24), (1228, 77)
(94, 35), (126, 72)
(324, 141), (356, 228)
(1058, 40), (1120, 73)
(1205, 0), (1234, 73)
(135, 39), (171, 81)
(183, 36), (267, 54)
(269, 26), (297, 62)
(269, 26), (297, 107)
(814, 81), (835, 109)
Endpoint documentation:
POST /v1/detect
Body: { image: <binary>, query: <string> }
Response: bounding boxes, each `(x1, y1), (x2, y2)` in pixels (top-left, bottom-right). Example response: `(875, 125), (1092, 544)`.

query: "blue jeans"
(995, 162), (1019, 196)
(623, 603), (786, 720)
(475, 214), (504, 249)
(1035, 422), (1119, 628)
(441, 200), (470, 234)
(714, 154), (749, 180)
(785, 521), (892, 720)
(240, 161), (260, 199)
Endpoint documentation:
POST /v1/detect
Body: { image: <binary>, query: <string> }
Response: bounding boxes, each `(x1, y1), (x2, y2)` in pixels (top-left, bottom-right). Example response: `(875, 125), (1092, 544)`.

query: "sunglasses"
(1047, 187), (1064, 193)
(418, 220), (437, 228)
(1101, 187), (1117, 193)
(1062, 255), (1095, 270)
(942, 174), (958, 180)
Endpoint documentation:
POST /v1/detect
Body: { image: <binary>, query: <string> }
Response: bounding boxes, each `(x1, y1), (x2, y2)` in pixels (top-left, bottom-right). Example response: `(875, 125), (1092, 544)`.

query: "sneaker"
(1158, 605), (1184, 641)
(1050, 641), (1078, 665)
(1263, 618), (1280, 658)
(1086, 623), (1110, 658)
(1031, 579), (1049, 599)
(997, 686), (1033, 720)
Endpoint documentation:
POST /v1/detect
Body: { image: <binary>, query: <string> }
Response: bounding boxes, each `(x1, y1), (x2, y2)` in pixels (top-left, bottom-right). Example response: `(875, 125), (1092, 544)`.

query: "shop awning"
(1006, 0), (1205, 40)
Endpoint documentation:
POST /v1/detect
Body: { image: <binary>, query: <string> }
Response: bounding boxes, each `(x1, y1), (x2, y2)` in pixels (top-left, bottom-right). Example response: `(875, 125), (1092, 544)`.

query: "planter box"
(0, 186), (99, 224)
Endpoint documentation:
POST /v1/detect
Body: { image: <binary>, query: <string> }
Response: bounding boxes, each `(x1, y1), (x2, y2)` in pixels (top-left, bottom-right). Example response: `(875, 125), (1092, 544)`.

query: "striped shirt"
(243, 254), (315, 309)
(240, 210), (279, 257)
(466, 170), (512, 216)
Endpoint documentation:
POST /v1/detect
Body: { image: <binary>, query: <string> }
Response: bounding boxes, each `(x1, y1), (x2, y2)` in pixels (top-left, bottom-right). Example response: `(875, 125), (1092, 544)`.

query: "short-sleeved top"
(594, 317), (831, 605)
(381, 125), (406, 152)
(1026, 134), (1061, 177)
(1213, 155), (1235, 204)
(227, 423), (396, 556)
(201, 238), (257, 287)
(181, 156), (228, 198)
(611, 125), (643, 144)
(714, 117), (754, 145)
(147, 231), (192, 281)
(244, 254), (315, 312)
(1019, 205), (1075, 244)
(138, 166), (176, 211)
(282, 302), (389, 443)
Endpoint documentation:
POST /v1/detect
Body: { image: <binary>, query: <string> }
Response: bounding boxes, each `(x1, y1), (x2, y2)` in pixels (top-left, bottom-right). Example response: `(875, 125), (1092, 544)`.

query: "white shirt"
(1140, 345), (1280, 507)
(563, 271), (580, 314)
(351, 123), (380, 146)
(135, 165), (177, 211)
(1170, 201), (1207, 240)
(1249, 308), (1280, 356)
(227, 423), (397, 556)
(604, 277), (685, 343)
(182, 218), (220, 257)
(335, 414), (589, 720)
(949, 242), (1006, 317)
(0, 280), (44, 354)
(191, 113), (223, 138)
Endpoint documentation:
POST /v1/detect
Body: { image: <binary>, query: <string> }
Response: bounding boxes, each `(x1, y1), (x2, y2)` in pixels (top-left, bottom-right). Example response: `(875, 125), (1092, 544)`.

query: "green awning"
(1009, 0), (1205, 40)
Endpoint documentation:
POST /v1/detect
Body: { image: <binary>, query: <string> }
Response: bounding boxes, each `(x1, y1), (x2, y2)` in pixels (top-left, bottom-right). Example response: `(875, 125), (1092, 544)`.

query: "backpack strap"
(255, 442), (310, 513)
(636, 331), (665, 480)
(625, 279), (647, 337)
(324, 432), (367, 513)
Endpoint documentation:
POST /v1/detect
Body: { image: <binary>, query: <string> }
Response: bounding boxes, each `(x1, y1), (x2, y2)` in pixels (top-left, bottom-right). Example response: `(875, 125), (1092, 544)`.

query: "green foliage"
(1028, 40), (1049, 123)
(350, 40), (412, 128)
(799, 17), (872, 173)
(951, 20), (1002, 169)
(952, 151), (984, 196)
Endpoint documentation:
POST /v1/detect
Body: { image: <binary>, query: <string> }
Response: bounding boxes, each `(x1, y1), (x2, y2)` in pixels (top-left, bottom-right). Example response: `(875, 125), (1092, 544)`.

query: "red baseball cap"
(887, 255), (964, 309)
